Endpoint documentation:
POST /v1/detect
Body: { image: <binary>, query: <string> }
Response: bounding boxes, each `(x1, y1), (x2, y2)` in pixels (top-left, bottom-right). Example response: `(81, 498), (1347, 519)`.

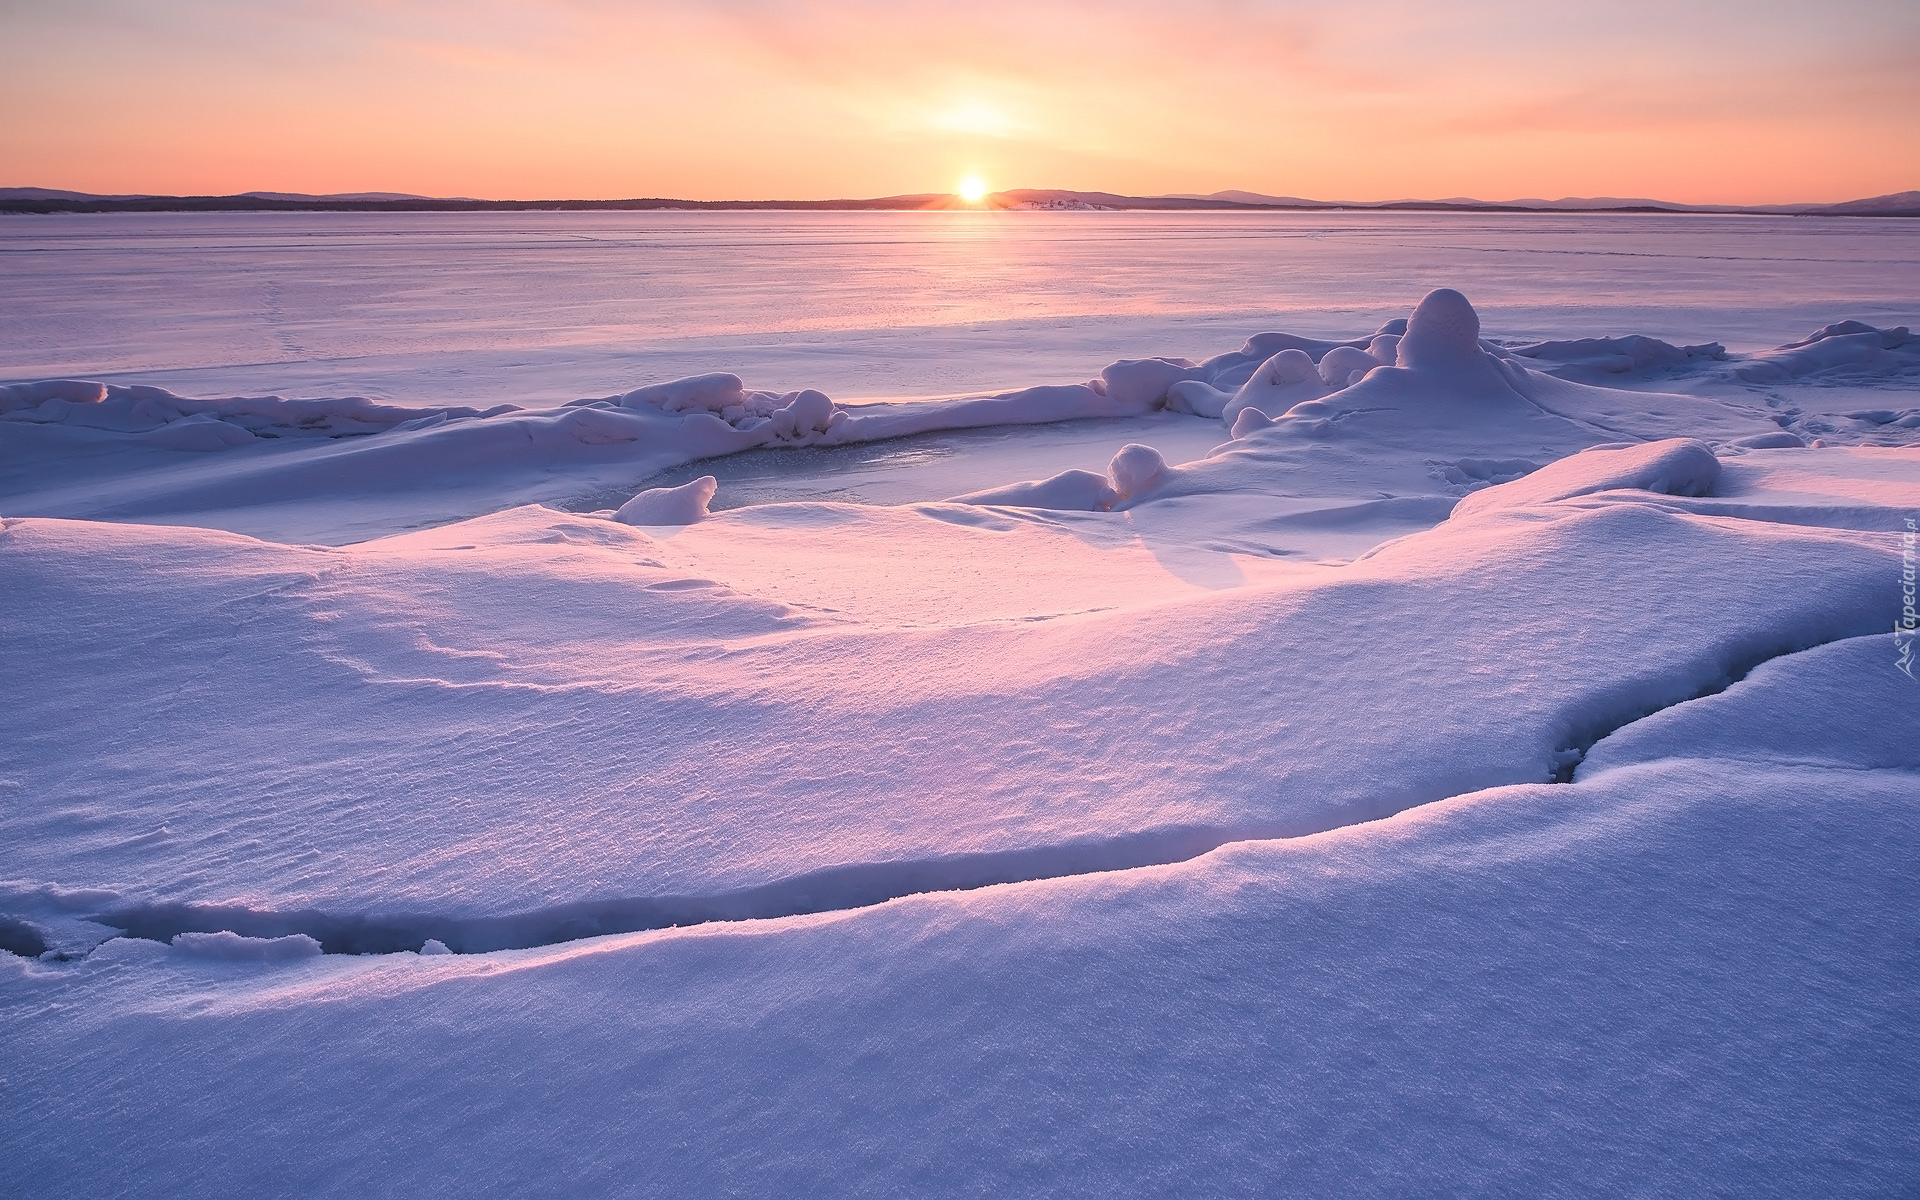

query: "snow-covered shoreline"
(2, 289), (1914, 544)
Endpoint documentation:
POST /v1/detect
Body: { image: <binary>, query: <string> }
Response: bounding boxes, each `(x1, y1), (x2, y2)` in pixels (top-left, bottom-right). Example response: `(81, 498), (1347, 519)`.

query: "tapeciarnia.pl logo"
(1898, 517), (1917, 680)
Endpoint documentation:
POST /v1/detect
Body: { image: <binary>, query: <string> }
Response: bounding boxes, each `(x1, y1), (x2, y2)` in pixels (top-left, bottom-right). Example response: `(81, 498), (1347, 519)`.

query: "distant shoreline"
(5, 188), (1915, 218)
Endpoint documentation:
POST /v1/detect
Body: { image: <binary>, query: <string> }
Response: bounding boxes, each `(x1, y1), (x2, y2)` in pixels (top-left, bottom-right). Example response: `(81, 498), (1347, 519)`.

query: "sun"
(958, 175), (989, 204)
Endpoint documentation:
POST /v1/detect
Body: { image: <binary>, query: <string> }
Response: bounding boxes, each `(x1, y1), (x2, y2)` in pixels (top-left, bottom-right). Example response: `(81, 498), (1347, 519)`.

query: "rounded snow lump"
(952, 468), (1119, 512)
(613, 475), (718, 526)
(1101, 358), (1197, 409)
(1223, 349), (1321, 427)
(1108, 443), (1169, 499)
(1319, 345), (1379, 386)
(1230, 407), (1275, 438)
(1451, 438), (1721, 519)
(619, 373), (746, 414)
(784, 389), (836, 434)
(1396, 288), (1483, 370)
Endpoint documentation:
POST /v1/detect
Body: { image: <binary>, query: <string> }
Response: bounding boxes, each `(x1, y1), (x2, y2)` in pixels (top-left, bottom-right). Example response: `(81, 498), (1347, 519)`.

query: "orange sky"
(5, 0), (1917, 204)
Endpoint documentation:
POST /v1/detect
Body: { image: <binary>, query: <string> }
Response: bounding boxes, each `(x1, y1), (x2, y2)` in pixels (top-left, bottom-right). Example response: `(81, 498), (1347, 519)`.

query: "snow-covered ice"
(6, 628), (1916, 1195)
(2, 212), (1917, 1196)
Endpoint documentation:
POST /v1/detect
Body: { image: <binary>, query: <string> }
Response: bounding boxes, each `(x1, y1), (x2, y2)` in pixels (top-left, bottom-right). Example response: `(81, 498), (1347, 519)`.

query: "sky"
(4, 0), (1917, 204)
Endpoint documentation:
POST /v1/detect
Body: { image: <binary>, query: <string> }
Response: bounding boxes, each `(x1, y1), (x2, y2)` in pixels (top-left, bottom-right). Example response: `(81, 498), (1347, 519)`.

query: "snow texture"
(3, 246), (1918, 1197)
(4, 629), (1915, 1194)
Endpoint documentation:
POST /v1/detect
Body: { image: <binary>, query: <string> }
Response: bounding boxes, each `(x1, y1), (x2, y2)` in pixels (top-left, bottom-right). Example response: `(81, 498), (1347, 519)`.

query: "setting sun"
(958, 175), (989, 203)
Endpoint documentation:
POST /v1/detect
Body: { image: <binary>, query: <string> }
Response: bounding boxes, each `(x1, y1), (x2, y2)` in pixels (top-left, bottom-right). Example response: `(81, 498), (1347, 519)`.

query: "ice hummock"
(3, 283), (1916, 546)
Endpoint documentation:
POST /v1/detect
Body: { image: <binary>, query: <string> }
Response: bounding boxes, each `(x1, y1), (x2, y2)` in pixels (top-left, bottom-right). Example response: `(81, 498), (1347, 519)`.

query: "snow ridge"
(41, 631), (1875, 960)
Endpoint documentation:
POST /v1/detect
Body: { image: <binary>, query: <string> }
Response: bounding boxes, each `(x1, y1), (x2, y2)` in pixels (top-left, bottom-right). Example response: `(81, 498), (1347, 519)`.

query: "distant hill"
(0, 187), (464, 203)
(0, 189), (951, 214)
(0, 187), (155, 201)
(1172, 189), (1349, 207)
(1175, 190), (1841, 214)
(2, 186), (1913, 216)
(241, 190), (474, 203)
(1807, 190), (1920, 217)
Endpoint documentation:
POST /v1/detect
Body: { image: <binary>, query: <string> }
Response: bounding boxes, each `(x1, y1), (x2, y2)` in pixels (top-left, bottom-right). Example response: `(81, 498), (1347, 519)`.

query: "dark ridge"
(99, 824), (1243, 955)
(0, 193), (950, 215)
(4, 188), (1913, 217)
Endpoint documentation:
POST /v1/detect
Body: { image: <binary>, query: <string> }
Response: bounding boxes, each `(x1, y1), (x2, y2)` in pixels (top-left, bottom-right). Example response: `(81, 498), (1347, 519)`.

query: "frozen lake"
(5, 210), (1917, 408)
(6, 211), (1920, 1194)
(3, 209), (1916, 525)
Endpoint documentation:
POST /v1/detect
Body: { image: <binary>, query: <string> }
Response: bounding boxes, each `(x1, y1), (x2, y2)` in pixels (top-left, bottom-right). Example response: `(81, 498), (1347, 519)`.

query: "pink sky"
(6, 0), (1916, 204)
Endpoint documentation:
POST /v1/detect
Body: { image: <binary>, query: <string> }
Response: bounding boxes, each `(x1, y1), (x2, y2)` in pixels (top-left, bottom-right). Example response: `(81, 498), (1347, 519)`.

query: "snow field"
(5, 629), (1915, 1195)
(3, 271), (1918, 1196)
(0, 433), (1904, 946)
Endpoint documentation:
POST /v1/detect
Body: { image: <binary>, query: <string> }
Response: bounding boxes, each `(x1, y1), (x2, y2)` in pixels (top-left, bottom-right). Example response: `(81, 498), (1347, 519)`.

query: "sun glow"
(958, 175), (989, 203)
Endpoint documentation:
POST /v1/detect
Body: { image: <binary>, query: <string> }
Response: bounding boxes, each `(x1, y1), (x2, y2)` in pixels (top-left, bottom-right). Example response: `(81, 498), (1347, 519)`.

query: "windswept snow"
(0, 427), (1905, 943)
(2, 215), (1918, 1197)
(4, 628), (1915, 1196)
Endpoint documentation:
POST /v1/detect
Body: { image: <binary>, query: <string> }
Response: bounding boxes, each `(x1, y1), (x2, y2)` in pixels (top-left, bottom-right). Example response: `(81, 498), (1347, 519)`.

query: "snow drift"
(3, 266), (1917, 1198)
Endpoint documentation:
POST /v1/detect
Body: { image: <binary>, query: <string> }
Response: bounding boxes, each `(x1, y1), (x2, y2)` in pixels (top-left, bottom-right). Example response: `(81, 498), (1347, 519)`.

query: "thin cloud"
(2, 0), (1914, 202)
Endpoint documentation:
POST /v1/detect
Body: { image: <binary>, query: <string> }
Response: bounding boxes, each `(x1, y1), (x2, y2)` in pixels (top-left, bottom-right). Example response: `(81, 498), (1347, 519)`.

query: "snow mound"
(613, 475), (718, 525)
(1451, 439), (1720, 518)
(1164, 321), (1409, 424)
(1844, 408), (1920, 430)
(1780, 320), (1913, 350)
(950, 443), (1170, 511)
(0, 381), (519, 442)
(1734, 321), (1915, 381)
(1395, 287), (1484, 370)
(1724, 431), (1807, 450)
(602, 374), (847, 440)
(1211, 287), (1542, 447)
(1107, 443), (1170, 501)
(0, 379), (109, 412)
(1318, 344), (1382, 386)
(998, 291), (1788, 562)
(170, 931), (323, 962)
(615, 372), (748, 414)
(1228, 407), (1273, 438)
(1222, 348), (1328, 428)
(1512, 335), (1725, 378)
(1099, 358), (1200, 409)
(949, 469), (1118, 512)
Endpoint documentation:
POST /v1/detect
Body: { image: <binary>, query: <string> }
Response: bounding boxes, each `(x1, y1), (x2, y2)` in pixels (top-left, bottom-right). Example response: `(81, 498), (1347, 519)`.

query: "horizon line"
(5, 185), (1918, 218)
